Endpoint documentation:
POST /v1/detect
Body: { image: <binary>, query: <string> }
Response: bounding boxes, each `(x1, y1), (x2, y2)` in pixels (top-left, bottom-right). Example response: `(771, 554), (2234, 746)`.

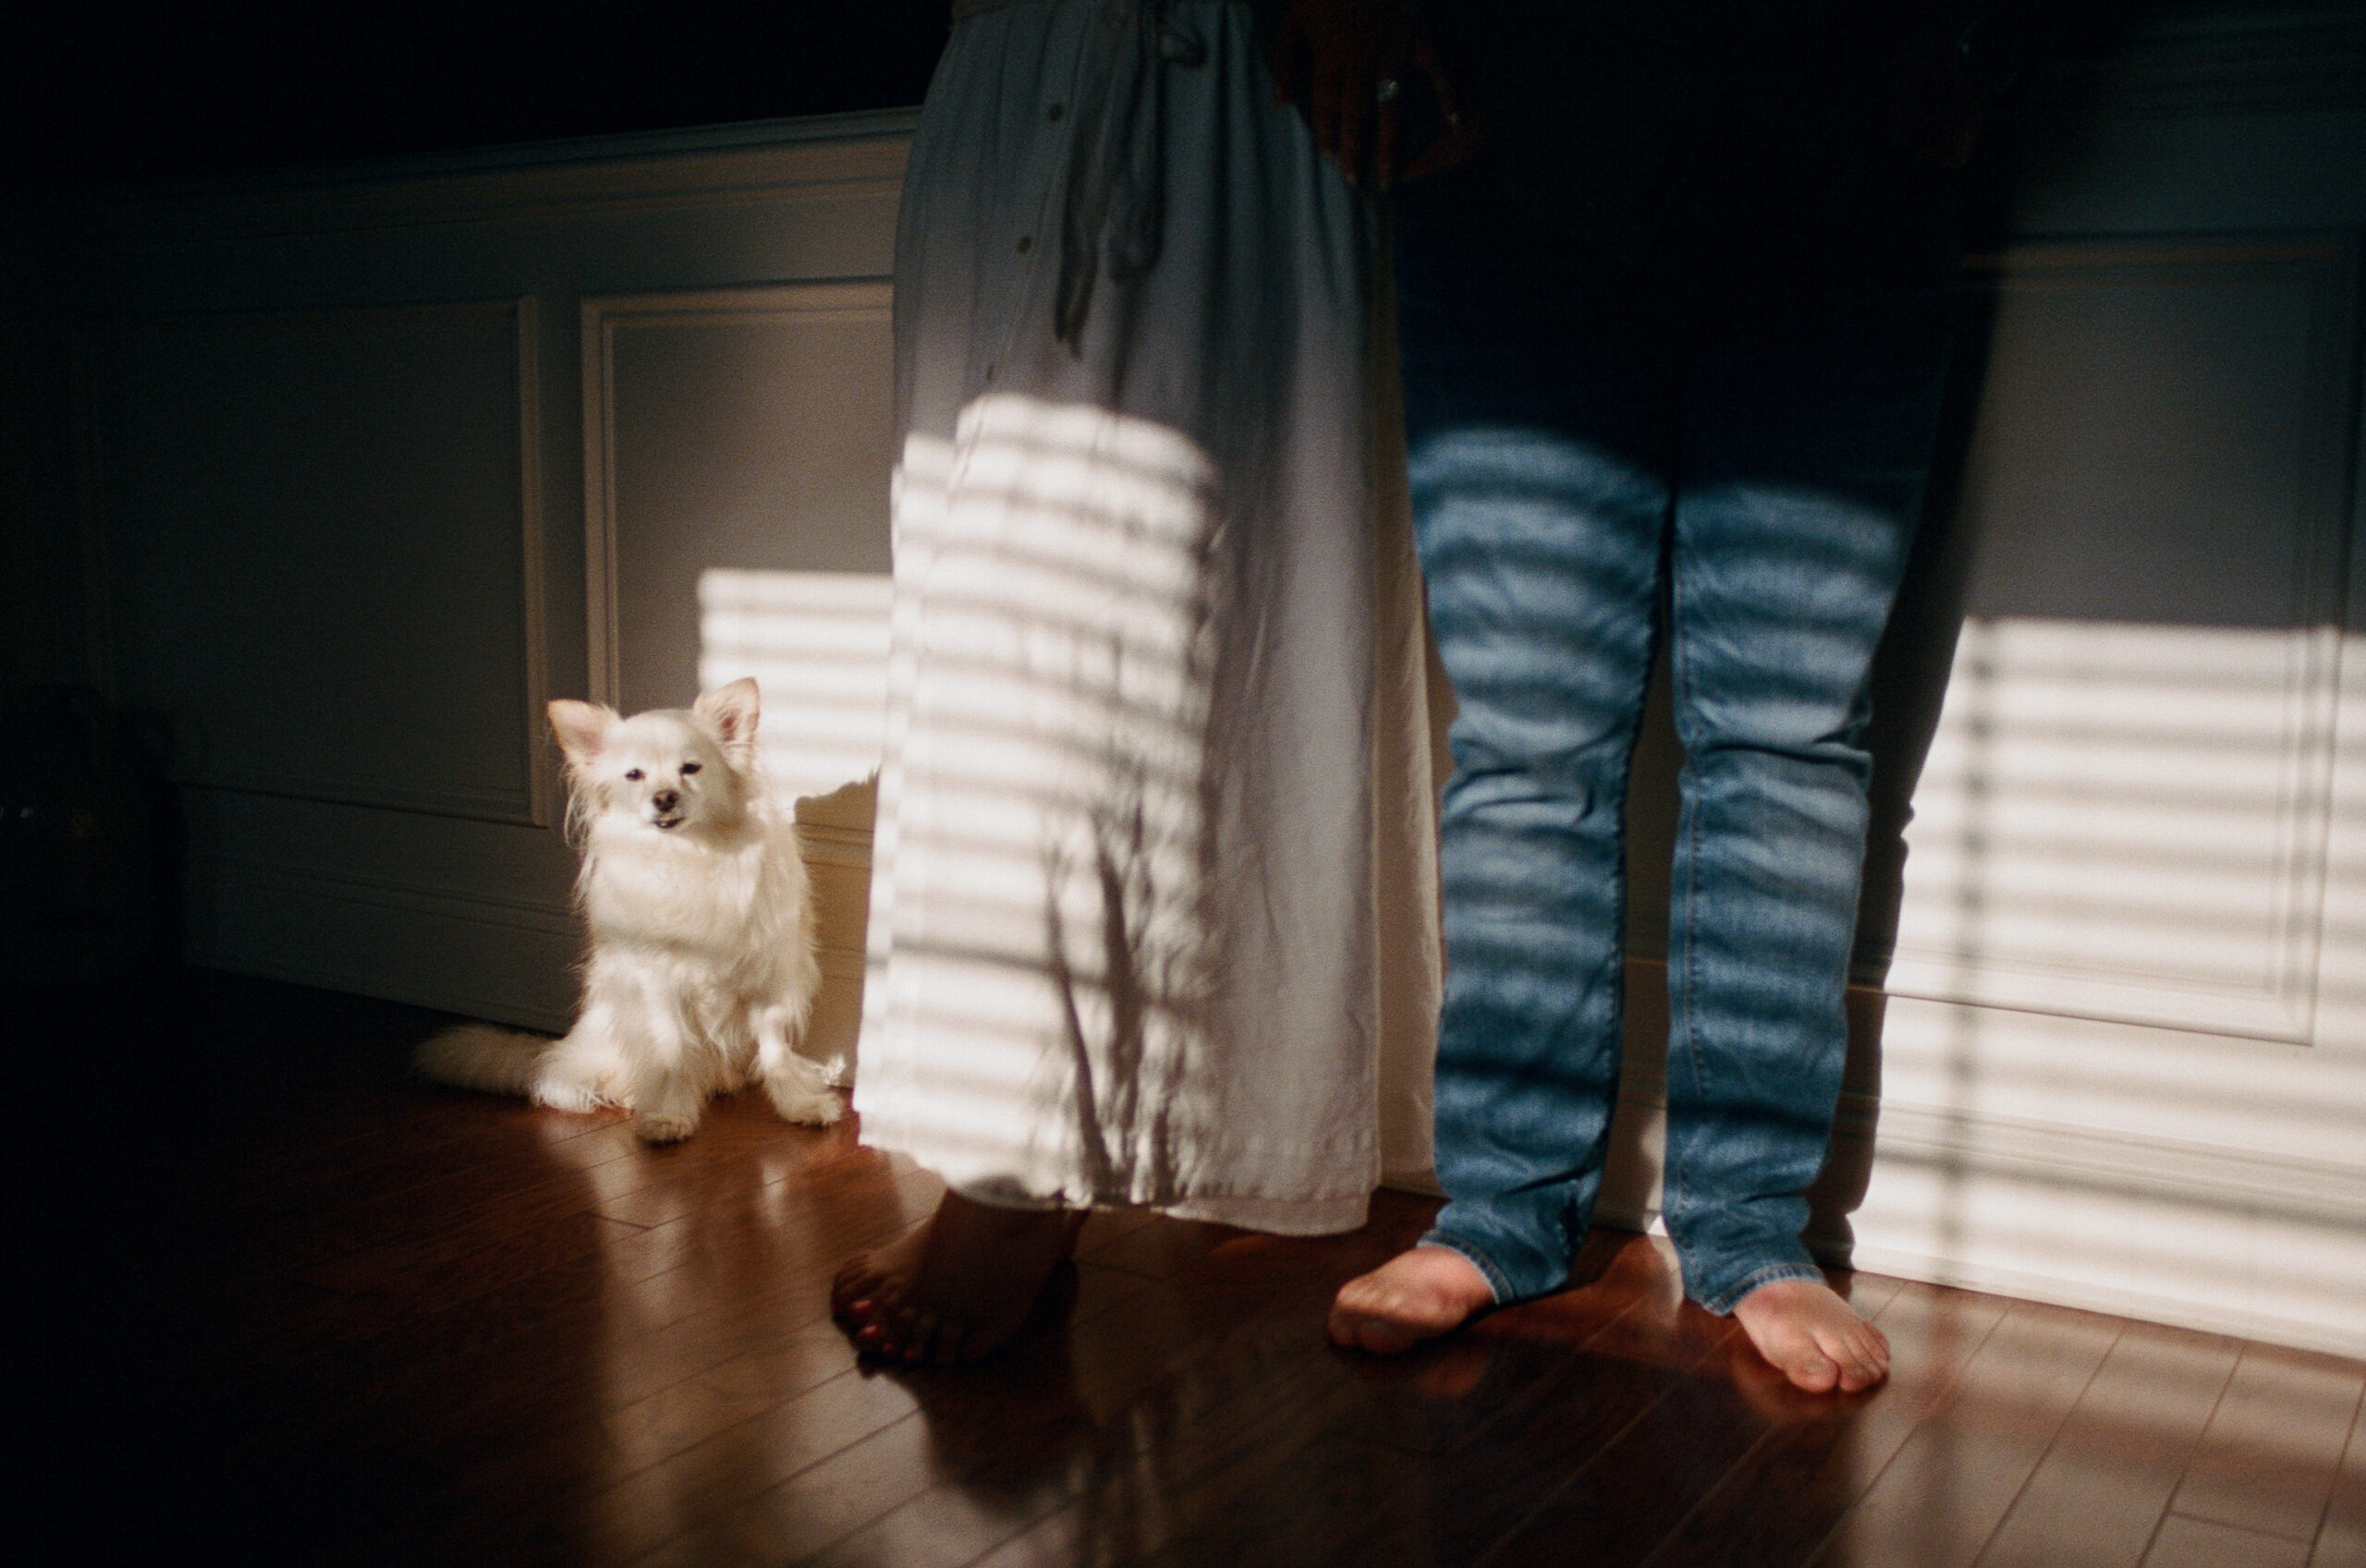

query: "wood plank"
(36, 975), (2366, 1568)
(1805, 1300), (2124, 1568)
(547, 1256), (1216, 1564)
(620, 1404), (949, 1566)
(1345, 1228), (1695, 1455)
(766, 1204), (1430, 1567)
(150, 1116), (653, 1383)
(2311, 1396), (2364, 1568)
(797, 1324), (1355, 1568)
(988, 1246), (1872, 1568)
(1622, 1278), (2014, 1568)
(514, 1364), (929, 1565)
(269, 1116), (897, 1367)
(1307, 1234), (1747, 1568)
(1067, 1259), (1891, 1568)
(374, 1168), (945, 1541)
(169, 1128), (946, 1568)
(770, 1319), (1360, 1568)
(335, 1155), (943, 1467)
(2170, 1343), (2365, 1541)
(1976, 1319), (2243, 1568)
(988, 1317), (1385, 1568)
(801, 1295), (1356, 1562)
(404, 1222), (1116, 1568)
(792, 1469), (1086, 1568)
(1074, 1215), (1257, 1281)
(622, 1282), (1293, 1568)
(2142, 1516), (2311, 1568)
(1148, 1429), (1447, 1568)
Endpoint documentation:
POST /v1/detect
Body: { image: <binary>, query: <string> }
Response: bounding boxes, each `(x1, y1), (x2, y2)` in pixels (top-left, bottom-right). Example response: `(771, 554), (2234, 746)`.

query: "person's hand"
(1269, 0), (1478, 188)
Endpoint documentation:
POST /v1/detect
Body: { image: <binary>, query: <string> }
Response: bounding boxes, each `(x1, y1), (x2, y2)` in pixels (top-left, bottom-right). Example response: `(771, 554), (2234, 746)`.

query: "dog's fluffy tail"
(414, 1023), (553, 1096)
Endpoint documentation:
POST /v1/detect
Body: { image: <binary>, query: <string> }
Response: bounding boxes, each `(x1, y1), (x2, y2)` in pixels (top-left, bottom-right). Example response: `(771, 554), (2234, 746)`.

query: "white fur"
(415, 677), (840, 1142)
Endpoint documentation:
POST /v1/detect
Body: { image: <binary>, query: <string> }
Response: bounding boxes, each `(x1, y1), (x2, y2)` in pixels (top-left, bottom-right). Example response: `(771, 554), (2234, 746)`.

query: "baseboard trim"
(1862, 1098), (2366, 1228)
(188, 854), (579, 1031)
(1846, 1242), (2366, 1361)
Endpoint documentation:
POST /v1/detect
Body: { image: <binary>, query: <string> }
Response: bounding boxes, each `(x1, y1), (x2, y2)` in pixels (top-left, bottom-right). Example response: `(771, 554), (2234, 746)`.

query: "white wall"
(37, 6), (2366, 1355)
(1835, 7), (2366, 1358)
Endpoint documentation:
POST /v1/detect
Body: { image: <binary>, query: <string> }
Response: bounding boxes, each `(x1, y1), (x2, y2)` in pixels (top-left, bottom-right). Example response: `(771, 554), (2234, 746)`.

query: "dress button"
(1017, 236), (1032, 254)
(1047, 103), (1065, 122)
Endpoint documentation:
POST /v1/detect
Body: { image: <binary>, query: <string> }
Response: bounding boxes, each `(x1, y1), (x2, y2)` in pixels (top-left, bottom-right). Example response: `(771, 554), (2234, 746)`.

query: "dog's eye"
(680, 761), (701, 775)
(623, 769), (643, 782)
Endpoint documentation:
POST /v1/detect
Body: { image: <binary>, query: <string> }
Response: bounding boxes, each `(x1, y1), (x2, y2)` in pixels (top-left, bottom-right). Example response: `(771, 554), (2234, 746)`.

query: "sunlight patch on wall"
(1855, 617), (2366, 1355)
(697, 567), (892, 803)
(1878, 614), (2365, 1153)
(1888, 615), (2339, 1042)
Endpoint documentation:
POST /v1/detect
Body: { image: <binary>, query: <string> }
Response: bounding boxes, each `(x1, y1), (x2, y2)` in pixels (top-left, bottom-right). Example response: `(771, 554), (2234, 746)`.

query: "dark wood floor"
(25, 972), (2364, 1568)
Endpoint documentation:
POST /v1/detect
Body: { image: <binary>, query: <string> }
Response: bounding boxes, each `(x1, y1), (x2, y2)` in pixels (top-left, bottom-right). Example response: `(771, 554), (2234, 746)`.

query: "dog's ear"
(548, 699), (617, 767)
(693, 677), (761, 756)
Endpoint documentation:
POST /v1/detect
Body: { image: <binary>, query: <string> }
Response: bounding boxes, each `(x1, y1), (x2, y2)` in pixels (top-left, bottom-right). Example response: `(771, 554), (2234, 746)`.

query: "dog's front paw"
(765, 1077), (848, 1127)
(633, 1111), (698, 1144)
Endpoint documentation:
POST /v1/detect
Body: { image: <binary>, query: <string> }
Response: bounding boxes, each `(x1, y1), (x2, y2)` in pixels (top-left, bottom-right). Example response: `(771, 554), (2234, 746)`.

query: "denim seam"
(1666, 560), (1701, 1237)
(1417, 1231), (1516, 1307)
(1699, 1258), (1825, 1317)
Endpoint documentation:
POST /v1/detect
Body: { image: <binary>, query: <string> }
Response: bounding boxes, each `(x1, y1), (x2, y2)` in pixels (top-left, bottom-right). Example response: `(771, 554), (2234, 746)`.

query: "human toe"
(1834, 1333), (1889, 1392)
(831, 1254), (885, 1316)
(894, 1308), (946, 1364)
(1787, 1343), (1843, 1392)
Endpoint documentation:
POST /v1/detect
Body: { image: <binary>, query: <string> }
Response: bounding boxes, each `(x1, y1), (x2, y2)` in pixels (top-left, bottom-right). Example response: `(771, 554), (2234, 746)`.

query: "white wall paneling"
(99, 297), (549, 825)
(579, 282), (896, 723)
(1833, 10), (2366, 1355)
(56, 115), (912, 1029)
(1886, 237), (2356, 1042)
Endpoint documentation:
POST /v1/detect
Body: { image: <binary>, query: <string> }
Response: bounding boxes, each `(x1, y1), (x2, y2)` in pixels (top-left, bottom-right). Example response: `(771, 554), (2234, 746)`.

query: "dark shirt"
(1424, 1), (2013, 264)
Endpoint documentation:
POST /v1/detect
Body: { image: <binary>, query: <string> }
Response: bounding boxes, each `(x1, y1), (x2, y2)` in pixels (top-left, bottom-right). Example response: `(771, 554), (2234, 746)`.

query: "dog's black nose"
(652, 789), (679, 811)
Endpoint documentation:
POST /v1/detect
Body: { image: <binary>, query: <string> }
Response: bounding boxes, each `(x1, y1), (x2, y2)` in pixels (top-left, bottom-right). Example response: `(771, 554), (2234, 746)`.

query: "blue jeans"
(1397, 159), (1960, 1314)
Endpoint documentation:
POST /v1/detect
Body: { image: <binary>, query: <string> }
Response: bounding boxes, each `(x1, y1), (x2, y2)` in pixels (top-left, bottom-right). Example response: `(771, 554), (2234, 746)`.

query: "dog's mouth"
(652, 812), (684, 831)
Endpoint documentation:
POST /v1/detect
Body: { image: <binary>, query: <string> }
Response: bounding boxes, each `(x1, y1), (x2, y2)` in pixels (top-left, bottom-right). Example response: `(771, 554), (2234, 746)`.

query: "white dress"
(853, 0), (1441, 1234)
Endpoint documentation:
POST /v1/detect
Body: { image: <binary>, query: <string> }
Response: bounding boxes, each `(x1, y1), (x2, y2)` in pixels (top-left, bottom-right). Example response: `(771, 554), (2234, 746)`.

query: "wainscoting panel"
(177, 786), (582, 1030)
(1884, 238), (2355, 1040)
(1848, 995), (2366, 1355)
(579, 283), (896, 723)
(98, 298), (548, 823)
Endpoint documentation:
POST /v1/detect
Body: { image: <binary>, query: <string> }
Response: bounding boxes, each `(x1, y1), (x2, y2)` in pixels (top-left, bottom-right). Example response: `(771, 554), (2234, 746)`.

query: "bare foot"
(1328, 1245), (1497, 1355)
(830, 1192), (1086, 1365)
(1730, 1276), (1890, 1392)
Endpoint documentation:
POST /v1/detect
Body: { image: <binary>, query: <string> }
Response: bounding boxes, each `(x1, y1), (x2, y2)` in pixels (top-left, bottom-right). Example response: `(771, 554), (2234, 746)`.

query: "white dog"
(416, 677), (841, 1141)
